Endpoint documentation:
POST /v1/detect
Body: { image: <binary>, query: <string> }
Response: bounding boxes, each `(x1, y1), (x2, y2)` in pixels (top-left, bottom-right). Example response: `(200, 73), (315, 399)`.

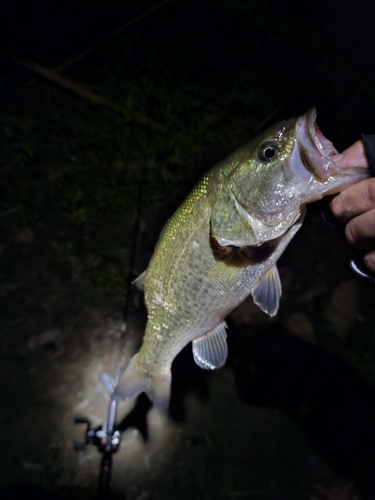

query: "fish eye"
(257, 142), (280, 162)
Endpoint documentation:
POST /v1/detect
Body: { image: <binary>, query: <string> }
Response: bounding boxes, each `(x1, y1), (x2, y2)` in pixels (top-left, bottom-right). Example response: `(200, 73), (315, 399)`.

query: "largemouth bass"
(115, 109), (368, 410)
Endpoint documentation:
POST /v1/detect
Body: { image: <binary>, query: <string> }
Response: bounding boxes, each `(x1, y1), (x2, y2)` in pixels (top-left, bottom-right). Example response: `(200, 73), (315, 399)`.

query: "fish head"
(217, 108), (369, 246)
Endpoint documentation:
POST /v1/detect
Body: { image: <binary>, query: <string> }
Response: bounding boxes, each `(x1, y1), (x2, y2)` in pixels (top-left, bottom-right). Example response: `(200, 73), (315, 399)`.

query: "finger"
(345, 208), (375, 249)
(364, 250), (375, 273)
(331, 140), (369, 168)
(330, 178), (375, 222)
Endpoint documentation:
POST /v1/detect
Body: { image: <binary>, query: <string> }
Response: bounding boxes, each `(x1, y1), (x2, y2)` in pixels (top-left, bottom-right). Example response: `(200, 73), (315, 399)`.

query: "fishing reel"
(73, 415), (121, 454)
(73, 395), (122, 494)
(348, 257), (375, 284)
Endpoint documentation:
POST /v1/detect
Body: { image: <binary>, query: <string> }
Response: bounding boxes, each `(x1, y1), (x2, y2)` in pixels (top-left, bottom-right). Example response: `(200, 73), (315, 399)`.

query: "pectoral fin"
(192, 321), (228, 370)
(211, 198), (257, 246)
(252, 265), (281, 317)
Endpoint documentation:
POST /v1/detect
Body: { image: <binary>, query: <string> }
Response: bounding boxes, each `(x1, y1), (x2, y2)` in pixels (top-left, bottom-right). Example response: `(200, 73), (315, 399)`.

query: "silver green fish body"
(115, 109), (368, 410)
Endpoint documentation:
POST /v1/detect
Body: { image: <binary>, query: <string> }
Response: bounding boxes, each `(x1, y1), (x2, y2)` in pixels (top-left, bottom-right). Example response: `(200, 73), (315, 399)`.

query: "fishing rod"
(73, 159), (150, 495)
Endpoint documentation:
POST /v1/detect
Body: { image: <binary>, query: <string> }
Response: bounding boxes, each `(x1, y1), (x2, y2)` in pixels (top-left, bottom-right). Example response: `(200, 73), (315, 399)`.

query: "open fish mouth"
(296, 108), (341, 181)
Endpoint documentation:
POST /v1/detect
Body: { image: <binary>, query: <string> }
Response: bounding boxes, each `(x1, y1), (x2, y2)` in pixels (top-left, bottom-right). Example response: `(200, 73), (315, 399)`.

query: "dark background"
(2, 1), (375, 499)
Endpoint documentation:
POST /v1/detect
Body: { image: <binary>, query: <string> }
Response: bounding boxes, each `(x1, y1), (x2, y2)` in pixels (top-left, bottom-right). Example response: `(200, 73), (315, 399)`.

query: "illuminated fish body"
(115, 109), (368, 410)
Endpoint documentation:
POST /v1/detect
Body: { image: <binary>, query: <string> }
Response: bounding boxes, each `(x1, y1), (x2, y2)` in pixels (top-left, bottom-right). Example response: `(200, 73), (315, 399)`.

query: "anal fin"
(192, 321), (228, 370)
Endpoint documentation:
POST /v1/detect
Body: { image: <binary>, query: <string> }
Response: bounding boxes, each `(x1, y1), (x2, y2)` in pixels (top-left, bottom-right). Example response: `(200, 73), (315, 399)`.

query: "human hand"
(329, 140), (375, 272)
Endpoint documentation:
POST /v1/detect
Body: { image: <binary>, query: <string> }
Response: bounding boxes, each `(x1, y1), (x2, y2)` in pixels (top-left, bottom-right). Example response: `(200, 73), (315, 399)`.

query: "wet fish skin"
(115, 109), (369, 410)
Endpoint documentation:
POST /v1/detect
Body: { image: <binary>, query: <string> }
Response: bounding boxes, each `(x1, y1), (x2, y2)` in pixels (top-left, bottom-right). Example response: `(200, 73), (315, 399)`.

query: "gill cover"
(210, 192), (300, 247)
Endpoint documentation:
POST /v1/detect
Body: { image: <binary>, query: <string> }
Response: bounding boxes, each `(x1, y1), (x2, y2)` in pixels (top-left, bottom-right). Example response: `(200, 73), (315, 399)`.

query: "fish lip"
(306, 108), (337, 157)
(296, 108), (339, 181)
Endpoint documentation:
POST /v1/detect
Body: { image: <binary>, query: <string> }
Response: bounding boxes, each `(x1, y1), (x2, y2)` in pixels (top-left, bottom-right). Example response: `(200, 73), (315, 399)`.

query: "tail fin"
(114, 354), (172, 411)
